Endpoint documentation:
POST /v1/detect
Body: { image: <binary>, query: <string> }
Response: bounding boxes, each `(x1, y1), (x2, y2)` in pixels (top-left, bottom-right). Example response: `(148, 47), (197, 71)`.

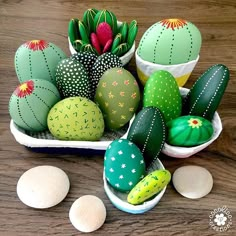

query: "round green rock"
(104, 139), (146, 192)
(47, 97), (104, 141)
(166, 115), (214, 146)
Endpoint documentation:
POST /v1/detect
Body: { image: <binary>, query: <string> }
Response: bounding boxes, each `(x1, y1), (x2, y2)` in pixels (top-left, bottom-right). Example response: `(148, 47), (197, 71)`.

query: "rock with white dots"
(15, 40), (67, 85)
(9, 79), (61, 132)
(55, 57), (91, 99)
(127, 107), (166, 168)
(143, 70), (182, 122)
(71, 52), (98, 77)
(17, 165), (70, 208)
(104, 139), (146, 192)
(47, 97), (104, 141)
(90, 52), (122, 98)
(95, 68), (140, 130)
(182, 64), (230, 120)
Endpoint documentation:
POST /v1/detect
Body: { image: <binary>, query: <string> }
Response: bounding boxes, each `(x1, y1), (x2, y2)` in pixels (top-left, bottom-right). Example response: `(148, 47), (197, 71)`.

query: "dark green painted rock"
(127, 107), (166, 168)
(166, 115), (214, 146)
(182, 64), (230, 120)
(55, 57), (91, 99)
(143, 70), (182, 122)
(104, 139), (146, 192)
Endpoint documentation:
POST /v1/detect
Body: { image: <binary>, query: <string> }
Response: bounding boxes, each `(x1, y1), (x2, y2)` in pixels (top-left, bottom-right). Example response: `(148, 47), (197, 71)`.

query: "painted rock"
(182, 64), (230, 120)
(47, 97), (104, 141)
(143, 70), (182, 122)
(166, 115), (214, 147)
(55, 57), (90, 99)
(172, 165), (213, 199)
(15, 40), (67, 85)
(71, 52), (98, 77)
(127, 107), (166, 168)
(9, 79), (61, 132)
(96, 22), (113, 47)
(94, 9), (117, 36)
(137, 19), (201, 65)
(69, 195), (106, 233)
(95, 68), (140, 130)
(17, 166), (70, 208)
(127, 169), (171, 205)
(90, 52), (122, 99)
(82, 8), (99, 34)
(104, 139), (146, 192)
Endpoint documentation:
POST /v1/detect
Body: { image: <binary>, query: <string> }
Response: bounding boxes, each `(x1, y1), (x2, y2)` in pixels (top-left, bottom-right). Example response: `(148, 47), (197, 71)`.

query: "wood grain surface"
(0, 0), (235, 235)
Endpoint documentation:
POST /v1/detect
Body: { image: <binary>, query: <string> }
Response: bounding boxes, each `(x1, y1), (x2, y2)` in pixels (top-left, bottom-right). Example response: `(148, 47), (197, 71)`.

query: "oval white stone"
(17, 165), (70, 208)
(69, 195), (106, 233)
(172, 165), (213, 199)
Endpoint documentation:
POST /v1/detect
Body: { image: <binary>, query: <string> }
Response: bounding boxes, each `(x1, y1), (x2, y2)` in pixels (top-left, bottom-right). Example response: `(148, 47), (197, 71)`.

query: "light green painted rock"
(9, 79), (61, 132)
(15, 40), (67, 85)
(143, 70), (182, 122)
(137, 19), (201, 65)
(47, 97), (104, 141)
(95, 67), (140, 130)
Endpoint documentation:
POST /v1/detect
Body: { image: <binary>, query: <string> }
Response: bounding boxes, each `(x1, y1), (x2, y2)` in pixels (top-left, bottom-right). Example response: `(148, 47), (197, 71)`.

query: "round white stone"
(172, 165), (213, 199)
(17, 165), (70, 208)
(69, 195), (106, 233)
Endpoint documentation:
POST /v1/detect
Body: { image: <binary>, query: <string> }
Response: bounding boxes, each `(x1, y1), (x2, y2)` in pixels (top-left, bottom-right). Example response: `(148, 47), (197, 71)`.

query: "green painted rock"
(15, 40), (67, 85)
(143, 70), (182, 122)
(166, 115), (214, 146)
(90, 52), (122, 99)
(95, 68), (140, 130)
(137, 19), (201, 65)
(94, 9), (117, 36)
(55, 57), (90, 99)
(127, 107), (166, 168)
(82, 8), (99, 34)
(47, 97), (104, 141)
(104, 139), (146, 192)
(127, 169), (171, 205)
(71, 52), (98, 77)
(9, 79), (61, 132)
(182, 64), (230, 120)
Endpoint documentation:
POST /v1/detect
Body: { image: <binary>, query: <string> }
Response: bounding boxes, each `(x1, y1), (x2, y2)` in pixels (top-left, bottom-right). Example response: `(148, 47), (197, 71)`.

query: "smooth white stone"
(69, 195), (106, 233)
(17, 165), (70, 208)
(172, 165), (213, 199)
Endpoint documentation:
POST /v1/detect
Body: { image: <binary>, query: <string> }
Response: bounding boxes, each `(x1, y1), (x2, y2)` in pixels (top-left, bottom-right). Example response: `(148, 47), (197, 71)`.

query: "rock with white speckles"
(143, 70), (182, 122)
(182, 64), (230, 120)
(127, 107), (166, 168)
(104, 139), (146, 192)
(55, 57), (91, 99)
(14, 40), (67, 85)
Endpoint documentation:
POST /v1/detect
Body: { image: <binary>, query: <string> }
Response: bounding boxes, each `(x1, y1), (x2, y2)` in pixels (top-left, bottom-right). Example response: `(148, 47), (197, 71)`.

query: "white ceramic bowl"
(161, 87), (223, 158)
(103, 158), (166, 214)
(68, 22), (135, 66)
(135, 50), (199, 87)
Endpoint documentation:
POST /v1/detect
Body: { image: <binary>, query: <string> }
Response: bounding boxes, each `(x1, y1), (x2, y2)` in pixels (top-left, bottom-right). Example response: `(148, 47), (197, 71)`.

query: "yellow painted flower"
(188, 118), (202, 128)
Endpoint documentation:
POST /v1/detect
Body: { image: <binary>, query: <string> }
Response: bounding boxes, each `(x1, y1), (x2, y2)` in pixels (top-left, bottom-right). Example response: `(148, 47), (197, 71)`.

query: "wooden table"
(0, 1), (235, 235)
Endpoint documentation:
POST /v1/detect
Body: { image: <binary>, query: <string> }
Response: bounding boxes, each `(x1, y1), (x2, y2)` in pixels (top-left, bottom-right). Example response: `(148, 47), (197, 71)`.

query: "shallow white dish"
(68, 21), (135, 66)
(161, 87), (223, 158)
(103, 158), (166, 214)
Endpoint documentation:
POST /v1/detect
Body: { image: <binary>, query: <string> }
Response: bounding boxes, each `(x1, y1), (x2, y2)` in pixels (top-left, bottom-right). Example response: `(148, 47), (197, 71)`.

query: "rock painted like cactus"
(137, 19), (201, 65)
(14, 40), (67, 85)
(182, 64), (230, 120)
(68, 9), (138, 57)
(9, 79), (61, 132)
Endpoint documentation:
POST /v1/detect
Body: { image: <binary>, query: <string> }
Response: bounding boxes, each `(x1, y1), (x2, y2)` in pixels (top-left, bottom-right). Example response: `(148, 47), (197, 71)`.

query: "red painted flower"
(188, 118), (202, 129)
(14, 80), (34, 98)
(161, 19), (187, 30)
(24, 40), (48, 51)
